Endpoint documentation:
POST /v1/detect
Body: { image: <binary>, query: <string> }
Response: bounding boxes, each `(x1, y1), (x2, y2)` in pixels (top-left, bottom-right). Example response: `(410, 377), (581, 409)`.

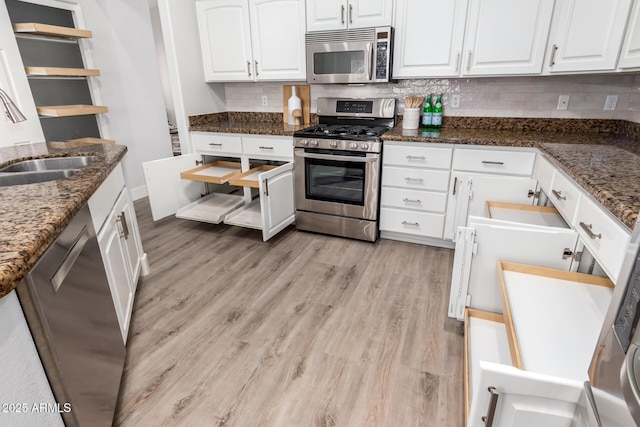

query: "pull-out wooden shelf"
(25, 67), (100, 77)
(498, 261), (613, 381)
(13, 23), (92, 38)
(228, 165), (277, 188)
(37, 105), (108, 117)
(66, 137), (115, 145)
(180, 161), (242, 184)
(485, 201), (569, 228)
(176, 193), (244, 224)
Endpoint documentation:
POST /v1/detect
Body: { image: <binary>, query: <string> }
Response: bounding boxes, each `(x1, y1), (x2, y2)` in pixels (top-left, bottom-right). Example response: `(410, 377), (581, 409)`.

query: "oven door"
(306, 41), (374, 84)
(294, 148), (380, 220)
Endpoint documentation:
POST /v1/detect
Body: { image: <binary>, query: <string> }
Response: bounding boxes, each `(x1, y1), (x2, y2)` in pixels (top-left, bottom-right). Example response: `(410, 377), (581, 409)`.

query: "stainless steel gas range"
(293, 97), (396, 242)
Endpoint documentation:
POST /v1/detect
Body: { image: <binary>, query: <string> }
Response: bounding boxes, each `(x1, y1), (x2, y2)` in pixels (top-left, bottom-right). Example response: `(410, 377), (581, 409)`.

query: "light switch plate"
(557, 95), (570, 110)
(451, 94), (460, 108)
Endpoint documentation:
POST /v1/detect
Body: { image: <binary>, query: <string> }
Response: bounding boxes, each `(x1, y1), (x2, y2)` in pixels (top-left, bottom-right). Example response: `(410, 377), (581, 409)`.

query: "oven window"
(305, 157), (365, 205)
(314, 50), (365, 75)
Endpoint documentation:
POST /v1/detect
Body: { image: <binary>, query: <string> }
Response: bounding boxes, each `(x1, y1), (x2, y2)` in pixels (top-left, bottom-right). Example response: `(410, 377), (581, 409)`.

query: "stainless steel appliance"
(306, 26), (393, 84)
(293, 97), (395, 241)
(16, 204), (125, 427)
(574, 217), (640, 426)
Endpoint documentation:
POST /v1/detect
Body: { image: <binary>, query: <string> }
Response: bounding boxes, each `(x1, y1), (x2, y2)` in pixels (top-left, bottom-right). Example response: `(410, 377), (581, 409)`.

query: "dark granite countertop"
(0, 141), (127, 298)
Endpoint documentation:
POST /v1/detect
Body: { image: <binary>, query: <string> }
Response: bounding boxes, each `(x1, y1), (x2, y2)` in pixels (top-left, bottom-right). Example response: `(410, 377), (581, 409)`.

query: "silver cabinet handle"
(481, 386), (500, 426)
(247, 61), (251, 77)
(349, 4), (353, 24)
(263, 179), (269, 196)
(341, 5), (345, 24)
(549, 44), (558, 67)
(406, 155), (426, 160)
(403, 198), (422, 204)
(467, 50), (472, 72)
(481, 161), (504, 165)
(258, 146), (274, 150)
(404, 177), (424, 183)
(209, 142), (223, 147)
(552, 189), (566, 200)
(117, 211), (130, 239)
(452, 176), (458, 195)
(455, 52), (461, 73)
(254, 60), (259, 77)
(402, 221), (419, 226)
(580, 222), (602, 240)
(50, 226), (90, 293)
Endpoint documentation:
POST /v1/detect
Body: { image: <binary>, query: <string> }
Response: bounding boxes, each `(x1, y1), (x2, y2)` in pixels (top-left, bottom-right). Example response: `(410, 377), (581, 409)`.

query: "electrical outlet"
(451, 95), (460, 108)
(261, 95), (268, 106)
(604, 95), (618, 111)
(557, 95), (570, 110)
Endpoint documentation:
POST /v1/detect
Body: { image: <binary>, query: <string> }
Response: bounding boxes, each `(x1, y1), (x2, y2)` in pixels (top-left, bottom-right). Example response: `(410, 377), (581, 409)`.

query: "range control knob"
(360, 143), (369, 150)
(330, 141), (339, 148)
(309, 140), (319, 147)
(349, 142), (358, 150)
(299, 139), (309, 146)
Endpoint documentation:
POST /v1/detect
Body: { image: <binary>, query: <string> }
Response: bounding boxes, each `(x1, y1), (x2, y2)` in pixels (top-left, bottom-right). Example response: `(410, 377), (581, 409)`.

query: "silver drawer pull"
(552, 189), (566, 200)
(403, 198), (422, 204)
(259, 146), (274, 150)
(580, 222), (602, 240)
(481, 161), (504, 165)
(481, 386), (500, 426)
(402, 221), (420, 227)
(406, 155), (426, 160)
(209, 142), (223, 147)
(405, 177), (424, 183)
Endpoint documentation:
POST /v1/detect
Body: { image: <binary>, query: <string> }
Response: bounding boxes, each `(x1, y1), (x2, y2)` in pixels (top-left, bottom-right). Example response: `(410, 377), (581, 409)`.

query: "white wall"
(147, 0), (175, 125)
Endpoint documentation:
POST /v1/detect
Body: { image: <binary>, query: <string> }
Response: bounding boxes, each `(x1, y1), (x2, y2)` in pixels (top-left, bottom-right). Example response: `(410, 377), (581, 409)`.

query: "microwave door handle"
(295, 151), (377, 163)
(368, 43), (374, 81)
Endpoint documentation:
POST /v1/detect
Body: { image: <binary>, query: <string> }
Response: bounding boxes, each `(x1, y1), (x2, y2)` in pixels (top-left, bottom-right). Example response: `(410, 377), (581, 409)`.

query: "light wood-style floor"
(114, 199), (464, 427)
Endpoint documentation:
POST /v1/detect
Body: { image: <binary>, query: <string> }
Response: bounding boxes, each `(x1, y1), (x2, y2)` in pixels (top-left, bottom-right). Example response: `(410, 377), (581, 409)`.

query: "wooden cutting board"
(282, 85), (310, 125)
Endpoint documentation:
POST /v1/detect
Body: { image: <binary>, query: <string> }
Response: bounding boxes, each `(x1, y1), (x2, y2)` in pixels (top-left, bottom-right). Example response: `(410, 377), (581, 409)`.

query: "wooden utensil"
(404, 96), (424, 109)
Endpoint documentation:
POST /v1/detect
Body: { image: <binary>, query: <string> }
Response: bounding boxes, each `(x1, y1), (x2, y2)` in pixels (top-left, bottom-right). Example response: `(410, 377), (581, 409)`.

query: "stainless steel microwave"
(306, 26), (393, 84)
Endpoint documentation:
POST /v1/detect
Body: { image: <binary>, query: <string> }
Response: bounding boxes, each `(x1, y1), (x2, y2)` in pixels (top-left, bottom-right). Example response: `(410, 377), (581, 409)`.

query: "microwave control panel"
(615, 243), (640, 352)
(375, 42), (388, 80)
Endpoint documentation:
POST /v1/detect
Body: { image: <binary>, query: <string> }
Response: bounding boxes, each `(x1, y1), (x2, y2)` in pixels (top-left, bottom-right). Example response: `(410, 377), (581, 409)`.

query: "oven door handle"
(294, 151), (378, 163)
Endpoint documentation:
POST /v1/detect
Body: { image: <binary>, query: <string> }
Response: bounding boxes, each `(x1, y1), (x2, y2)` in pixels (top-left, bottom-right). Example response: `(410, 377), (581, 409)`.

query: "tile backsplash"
(224, 74), (640, 123)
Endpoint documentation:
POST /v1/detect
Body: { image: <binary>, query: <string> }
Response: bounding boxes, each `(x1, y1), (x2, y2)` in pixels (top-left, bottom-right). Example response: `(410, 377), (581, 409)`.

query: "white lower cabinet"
(142, 134), (294, 241)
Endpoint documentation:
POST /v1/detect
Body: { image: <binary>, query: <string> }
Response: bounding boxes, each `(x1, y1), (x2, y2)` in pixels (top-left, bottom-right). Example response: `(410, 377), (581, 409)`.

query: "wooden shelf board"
(66, 138), (115, 145)
(228, 165), (276, 188)
(180, 161), (242, 184)
(26, 67), (100, 77)
(13, 23), (91, 39)
(37, 105), (108, 117)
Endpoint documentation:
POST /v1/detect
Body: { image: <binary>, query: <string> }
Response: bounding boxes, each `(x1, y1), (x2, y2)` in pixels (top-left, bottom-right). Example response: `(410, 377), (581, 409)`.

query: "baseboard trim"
(380, 231), (455, 249)
(129, 185), (148, 201)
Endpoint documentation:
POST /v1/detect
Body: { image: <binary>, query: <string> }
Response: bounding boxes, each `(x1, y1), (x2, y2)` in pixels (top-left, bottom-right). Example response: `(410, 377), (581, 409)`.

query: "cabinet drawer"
(452, 148), (535, 175)
(533, 155), (554, 195)
(549, 170), (581, 224)
(382, 166), (450, 191)
(381, 187), (447, 213)
(383, 144), (452, 169)
(242, 136), (293, 159)
(575, 196), (631, 281)
(191, 133), (242, 155)
(380, 208), (444, 238)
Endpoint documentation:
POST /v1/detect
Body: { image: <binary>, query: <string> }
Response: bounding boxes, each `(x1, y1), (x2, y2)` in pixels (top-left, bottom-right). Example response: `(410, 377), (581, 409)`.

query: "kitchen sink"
(0, 170), (79, 186)
(0, 156), (96, 172)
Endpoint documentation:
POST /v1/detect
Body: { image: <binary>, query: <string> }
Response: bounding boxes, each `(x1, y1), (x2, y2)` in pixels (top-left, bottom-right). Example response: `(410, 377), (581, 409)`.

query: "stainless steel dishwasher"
(16, 204), (125, 427)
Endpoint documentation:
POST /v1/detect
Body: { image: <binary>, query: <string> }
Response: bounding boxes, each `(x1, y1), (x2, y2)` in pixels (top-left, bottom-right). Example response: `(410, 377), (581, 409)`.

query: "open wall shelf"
(13, 22), (91, 39)
(25, 67), (100, 77)
(37, 105), (108, 117)
(66, 137), (115, 145)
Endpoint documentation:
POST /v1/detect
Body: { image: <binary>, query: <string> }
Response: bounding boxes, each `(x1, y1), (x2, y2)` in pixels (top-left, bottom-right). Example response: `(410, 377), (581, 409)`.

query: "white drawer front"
(381, 188), (447, 213)
(575, 196), (630, 281)
(382, 166), (450, 191)
(533, 155), (554, 195)
(383, 144), (452, 169)
(88, 164), (125, 233)
(242, 136), (293, 159)
(452, 148), (536, 175)
(549, 170), (581, 225)
(192, 133), (242, 155)
(380, 208), (445, 238)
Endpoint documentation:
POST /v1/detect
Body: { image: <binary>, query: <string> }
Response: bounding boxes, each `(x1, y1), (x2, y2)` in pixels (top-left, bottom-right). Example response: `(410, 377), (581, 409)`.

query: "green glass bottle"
(432, 94), (443, 129)
(421, 94), (433, 130)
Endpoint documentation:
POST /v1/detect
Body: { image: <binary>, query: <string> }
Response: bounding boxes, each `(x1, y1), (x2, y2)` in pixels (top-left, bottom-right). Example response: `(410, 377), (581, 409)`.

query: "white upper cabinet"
(393, 0), (468, 77)
(462, 0), (556, 75)
(618, 0), (640, 69)
(546, 0), (632, 73)
(306, 0), (392, 31)
(196, 0), (306, 82)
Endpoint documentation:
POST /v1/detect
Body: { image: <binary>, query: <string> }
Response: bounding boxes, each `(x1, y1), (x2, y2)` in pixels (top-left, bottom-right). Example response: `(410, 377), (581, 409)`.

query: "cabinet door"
(444, 173), (538, 240)
(393, 0), (468, 78)
(142, 153), (201, 221)
(306, 0), (347, 31)
(468, 361), (581, 427)
(449, 218), (578, 320)
(547, 0), (632, 72)
(463, 0), (555, 75)
(114, 190), (143, 290)
(618, 0), (640, 69)
(249, 0), (306, 80)
(98, 215), (133, 344)
(348, 0), (393, 29)
(196, 0), (254, 82)
(260, 162), (295, 240)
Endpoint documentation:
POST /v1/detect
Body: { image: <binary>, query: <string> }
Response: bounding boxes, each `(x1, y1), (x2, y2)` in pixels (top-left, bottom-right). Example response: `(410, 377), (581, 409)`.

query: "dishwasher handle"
(50, 226), (90, 293)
